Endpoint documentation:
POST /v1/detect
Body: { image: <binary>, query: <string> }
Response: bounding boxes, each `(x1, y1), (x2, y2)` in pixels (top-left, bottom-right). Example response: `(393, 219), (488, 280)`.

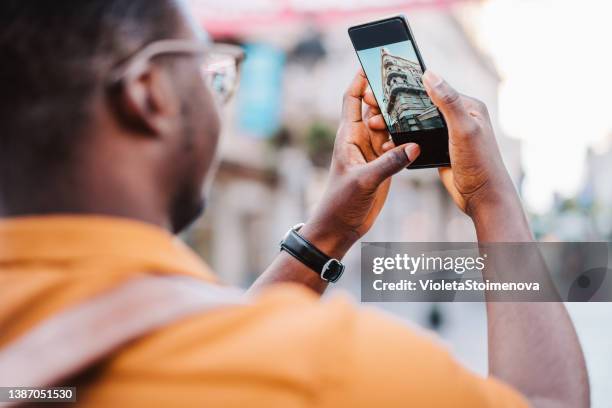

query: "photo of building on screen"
(380, 47), (444, 132)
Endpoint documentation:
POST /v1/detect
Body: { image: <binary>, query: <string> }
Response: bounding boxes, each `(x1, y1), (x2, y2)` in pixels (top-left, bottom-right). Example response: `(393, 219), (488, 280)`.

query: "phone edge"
(347, 15), (451, 169)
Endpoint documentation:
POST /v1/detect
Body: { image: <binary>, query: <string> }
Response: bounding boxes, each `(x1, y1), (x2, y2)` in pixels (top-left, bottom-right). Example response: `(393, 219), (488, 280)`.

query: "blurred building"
(527, 134), (612, 241)
(583, 139), (612, 210)
(184, 5), (522, 291)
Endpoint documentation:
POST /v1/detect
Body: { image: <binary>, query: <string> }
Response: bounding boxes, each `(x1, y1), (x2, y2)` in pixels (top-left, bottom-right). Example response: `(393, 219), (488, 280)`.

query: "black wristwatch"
(280, 223), (345, 283)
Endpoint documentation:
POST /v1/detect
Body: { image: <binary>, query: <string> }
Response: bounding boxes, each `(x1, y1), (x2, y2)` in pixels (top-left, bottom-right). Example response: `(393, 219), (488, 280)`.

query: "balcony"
(387, 83), (425, 109)
(386, 70), (408, 85)
(416, 105), (440, 121)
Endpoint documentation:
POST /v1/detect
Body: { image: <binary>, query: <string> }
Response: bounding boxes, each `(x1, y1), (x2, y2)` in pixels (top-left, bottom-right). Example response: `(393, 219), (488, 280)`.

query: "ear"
(113, 64), (180, 137)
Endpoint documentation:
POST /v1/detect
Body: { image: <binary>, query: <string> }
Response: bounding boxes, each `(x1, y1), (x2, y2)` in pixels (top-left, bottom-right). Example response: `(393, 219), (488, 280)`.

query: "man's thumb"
(362, 143), (420, 186)
(422, 70), (465, 122)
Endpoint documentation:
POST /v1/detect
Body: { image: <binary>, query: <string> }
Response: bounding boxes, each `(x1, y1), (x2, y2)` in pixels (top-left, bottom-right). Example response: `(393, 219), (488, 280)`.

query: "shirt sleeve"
(335, 305), (530, 408)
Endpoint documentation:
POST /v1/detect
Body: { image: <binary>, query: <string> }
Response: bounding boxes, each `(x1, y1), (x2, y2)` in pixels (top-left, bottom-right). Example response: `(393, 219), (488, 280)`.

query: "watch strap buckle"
(321, 258), (345, 283)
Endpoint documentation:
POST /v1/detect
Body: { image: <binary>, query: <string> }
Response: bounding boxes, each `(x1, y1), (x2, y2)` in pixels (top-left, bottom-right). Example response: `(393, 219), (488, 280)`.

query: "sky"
(474, 0), (612, 212)
(357, 40), (419, 124)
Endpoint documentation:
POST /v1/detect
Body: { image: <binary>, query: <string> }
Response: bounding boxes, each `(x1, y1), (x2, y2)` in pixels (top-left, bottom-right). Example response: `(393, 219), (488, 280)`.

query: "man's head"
(0, 0), (222, 232)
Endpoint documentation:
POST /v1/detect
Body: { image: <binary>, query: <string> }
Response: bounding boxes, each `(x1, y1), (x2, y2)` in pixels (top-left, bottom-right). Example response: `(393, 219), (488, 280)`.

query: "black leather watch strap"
(280, 224), (345, 283)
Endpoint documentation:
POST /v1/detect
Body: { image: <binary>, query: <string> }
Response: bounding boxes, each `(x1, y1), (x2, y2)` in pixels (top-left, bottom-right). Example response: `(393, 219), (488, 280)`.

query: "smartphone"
(348, 16), (450, 168)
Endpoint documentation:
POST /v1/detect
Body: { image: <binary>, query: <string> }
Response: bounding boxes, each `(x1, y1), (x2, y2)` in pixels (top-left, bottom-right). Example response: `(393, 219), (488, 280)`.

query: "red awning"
(190, 0), (465, 35)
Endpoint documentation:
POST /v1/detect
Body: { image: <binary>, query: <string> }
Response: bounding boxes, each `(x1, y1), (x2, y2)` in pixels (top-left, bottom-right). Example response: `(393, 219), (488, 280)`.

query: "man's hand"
(300, 70), (420, 259)
(251, 70), (418, 294)
(420, 71), (516, 217)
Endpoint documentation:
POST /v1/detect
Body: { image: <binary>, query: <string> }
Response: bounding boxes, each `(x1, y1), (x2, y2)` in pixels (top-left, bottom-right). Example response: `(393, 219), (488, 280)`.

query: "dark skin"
(0, 4), (588, 407)
(252, 70), (421, 293)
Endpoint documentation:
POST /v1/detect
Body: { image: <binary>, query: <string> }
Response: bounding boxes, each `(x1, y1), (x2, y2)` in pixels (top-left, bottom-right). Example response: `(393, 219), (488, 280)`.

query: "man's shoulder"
(112, 283), (367, 367)
(81, 282), (527, 407)
(102, 283), (443, 389)
(133, 282), (435, 357)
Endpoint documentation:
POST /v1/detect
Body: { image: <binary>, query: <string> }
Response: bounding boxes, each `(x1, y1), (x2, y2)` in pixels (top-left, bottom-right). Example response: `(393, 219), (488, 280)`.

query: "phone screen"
(349, 17), (449, 168)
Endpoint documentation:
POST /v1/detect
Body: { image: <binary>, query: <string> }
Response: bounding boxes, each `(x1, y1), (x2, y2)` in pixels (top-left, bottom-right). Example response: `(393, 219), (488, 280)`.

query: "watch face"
(321, 259), (345, 283)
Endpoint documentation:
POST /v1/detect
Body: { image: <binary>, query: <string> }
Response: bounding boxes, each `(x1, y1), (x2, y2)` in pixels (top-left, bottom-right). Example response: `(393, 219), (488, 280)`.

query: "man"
(0, 1), (588, 407)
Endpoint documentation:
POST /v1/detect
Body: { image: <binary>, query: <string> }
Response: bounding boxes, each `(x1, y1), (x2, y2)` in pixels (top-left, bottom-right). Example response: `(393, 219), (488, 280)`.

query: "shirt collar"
(0, 215), (216, 282)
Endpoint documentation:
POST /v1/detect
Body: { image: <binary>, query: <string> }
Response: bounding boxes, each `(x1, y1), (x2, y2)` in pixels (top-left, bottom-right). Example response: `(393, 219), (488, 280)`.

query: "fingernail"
(423, 70), (442, 89)
(404, 143), (420, 162)
(382, 141), (394, 151)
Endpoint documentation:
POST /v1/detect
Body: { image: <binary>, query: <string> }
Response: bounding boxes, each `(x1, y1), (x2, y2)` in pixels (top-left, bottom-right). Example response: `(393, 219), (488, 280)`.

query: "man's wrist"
(298, 221), (357, 260)
(465, 178), (518, 220)
(466, 182), (533, 242)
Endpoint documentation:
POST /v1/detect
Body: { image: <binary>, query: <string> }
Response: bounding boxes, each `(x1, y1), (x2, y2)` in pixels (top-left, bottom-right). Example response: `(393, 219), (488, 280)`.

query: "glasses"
(107, 40), (245, 105)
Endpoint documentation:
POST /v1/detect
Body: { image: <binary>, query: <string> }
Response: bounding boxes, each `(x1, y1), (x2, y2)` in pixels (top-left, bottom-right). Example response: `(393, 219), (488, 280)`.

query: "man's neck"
(0, 187), (171, 232)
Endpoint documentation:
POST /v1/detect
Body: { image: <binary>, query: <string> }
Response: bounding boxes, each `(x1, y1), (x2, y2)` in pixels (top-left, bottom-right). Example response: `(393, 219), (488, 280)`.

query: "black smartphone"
(348, 15), (450, 168)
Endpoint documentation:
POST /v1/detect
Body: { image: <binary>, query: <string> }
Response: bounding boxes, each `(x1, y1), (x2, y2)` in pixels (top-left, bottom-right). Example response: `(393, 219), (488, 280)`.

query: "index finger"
(341, 69), (368, 123)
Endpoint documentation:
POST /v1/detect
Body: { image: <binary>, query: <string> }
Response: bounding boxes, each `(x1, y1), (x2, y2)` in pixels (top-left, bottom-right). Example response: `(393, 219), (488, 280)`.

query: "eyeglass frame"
(107, 39), (246, 104)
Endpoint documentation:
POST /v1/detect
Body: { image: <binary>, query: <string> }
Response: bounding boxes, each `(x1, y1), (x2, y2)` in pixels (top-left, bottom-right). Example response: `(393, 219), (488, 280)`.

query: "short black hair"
(0, 0), (183, 199)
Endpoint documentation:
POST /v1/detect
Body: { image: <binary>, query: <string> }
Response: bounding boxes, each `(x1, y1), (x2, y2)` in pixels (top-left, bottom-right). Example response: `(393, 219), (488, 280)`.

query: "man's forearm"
(248, 222), (353, 295)
(468, 185), (532, 243)
(471, 187), (589, 408)
(249, 251), (328, 294)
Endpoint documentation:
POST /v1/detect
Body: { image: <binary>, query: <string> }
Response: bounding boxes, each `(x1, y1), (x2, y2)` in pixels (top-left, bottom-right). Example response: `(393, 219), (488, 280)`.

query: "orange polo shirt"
(0, 216), (528, 407)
